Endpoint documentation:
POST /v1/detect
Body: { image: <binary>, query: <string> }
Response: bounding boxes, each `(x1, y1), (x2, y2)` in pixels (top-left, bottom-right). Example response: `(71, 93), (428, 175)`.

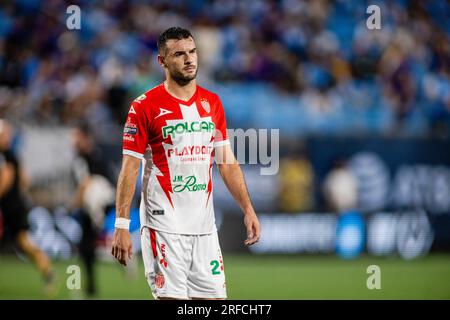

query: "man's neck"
(164, 78), (197, 102)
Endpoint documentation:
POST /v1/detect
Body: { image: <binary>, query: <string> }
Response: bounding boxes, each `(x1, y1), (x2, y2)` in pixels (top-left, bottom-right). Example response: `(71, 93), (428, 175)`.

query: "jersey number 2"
(210, 260), (220, 275)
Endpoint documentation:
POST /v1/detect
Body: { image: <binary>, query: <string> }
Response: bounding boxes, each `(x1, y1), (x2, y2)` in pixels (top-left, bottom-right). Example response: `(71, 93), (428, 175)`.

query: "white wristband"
(115, 218), (131, 230)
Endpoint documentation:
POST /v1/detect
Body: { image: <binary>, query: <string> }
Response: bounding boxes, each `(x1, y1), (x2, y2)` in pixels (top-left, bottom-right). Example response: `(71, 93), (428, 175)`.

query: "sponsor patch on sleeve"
(124, 126), (138, 135)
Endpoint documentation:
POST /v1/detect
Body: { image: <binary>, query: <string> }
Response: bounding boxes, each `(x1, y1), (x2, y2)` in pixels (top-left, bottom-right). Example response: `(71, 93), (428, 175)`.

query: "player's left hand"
(244, 212), (261, 246)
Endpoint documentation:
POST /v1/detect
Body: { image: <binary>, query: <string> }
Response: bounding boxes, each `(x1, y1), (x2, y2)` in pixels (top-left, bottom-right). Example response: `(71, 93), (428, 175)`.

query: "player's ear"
(157, 55), (166, 68)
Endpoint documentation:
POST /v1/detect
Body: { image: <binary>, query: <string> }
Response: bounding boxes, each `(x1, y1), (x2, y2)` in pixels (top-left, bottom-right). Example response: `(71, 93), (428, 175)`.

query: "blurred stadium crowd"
(0, 0), (449, 300)
(0, 0), (449, 139)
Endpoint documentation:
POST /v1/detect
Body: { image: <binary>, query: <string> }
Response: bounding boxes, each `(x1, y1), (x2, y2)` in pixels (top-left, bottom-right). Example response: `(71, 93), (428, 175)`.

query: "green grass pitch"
(1, 253), (450, 299)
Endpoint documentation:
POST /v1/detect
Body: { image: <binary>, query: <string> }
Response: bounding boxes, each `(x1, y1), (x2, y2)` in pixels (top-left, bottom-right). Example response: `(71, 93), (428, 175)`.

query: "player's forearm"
(115, 157), (141, 219)
(218, 163), (255, 216)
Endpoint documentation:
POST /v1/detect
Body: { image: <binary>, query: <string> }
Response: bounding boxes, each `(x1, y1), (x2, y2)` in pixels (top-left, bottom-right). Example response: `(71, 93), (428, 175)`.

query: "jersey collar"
(161, 83), (199, 106)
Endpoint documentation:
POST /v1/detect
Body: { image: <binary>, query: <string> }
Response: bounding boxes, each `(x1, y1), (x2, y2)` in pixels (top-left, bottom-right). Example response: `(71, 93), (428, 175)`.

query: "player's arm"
(112, 96), (149, 266)
(111, 154), (141, 266)
(216, 143), (260, 246)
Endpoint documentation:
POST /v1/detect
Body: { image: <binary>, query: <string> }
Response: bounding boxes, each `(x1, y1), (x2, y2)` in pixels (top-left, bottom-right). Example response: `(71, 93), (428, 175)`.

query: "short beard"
(170, 69), (197, 86)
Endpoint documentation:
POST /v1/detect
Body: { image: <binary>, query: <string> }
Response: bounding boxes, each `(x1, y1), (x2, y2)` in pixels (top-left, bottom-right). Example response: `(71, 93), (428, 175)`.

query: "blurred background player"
(69, 122), (115, 297)
(0, 119), (56, 296)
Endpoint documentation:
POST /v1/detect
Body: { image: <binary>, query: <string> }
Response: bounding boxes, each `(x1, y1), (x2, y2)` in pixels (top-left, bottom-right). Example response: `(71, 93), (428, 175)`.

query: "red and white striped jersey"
(122, 83), (229, 235)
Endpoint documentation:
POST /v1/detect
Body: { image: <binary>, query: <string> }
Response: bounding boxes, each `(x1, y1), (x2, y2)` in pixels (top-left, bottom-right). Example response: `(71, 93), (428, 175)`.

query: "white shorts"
(141, 227), (227, 299)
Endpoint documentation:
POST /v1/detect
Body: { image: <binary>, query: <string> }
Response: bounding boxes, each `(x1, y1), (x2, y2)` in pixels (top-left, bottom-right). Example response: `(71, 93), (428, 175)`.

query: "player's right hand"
(111, 228), (133, 266)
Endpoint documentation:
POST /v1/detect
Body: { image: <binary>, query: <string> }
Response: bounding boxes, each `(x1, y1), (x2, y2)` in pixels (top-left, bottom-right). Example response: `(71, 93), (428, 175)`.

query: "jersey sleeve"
(122, 101), (149, 159)
(213, 96), (230, 147)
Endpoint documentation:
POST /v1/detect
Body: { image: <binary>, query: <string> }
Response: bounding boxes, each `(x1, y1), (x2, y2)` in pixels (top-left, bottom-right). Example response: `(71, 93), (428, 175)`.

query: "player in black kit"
(0, 119), (56, 296)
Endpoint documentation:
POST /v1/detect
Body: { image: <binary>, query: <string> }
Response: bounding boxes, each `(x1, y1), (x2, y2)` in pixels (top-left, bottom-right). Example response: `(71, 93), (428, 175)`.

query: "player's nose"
(185, 54), (195, 65)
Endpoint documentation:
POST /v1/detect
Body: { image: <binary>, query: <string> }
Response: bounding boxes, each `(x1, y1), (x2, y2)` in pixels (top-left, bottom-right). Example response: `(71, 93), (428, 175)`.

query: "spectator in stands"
(0, 0), (448, 136)
(279, 150), (314, 213)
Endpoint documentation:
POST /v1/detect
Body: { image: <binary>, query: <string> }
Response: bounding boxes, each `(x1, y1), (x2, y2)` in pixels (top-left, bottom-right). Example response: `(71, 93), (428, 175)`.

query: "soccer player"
(70, 122), (116, 297)
(0, 119), (56, 296)
(111, 27), (261, 300)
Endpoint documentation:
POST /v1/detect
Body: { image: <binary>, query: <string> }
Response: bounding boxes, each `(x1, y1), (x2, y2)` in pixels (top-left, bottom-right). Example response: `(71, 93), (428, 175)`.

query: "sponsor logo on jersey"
(124, 126), (137, 135)
(124, 119), (138, 136)
(155, 108), (173, 119)
(173, 175), (207, 192)
(155, 273), (165, 288)
(152, 210), (165, 215)
(167, 145), (213, 158)
(162, 121), (215, 139)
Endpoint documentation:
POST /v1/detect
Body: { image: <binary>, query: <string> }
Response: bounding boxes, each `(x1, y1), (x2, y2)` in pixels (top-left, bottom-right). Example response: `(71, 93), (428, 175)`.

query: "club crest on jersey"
(200, 99), (210, 113)
(155, 273), (165, 288)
